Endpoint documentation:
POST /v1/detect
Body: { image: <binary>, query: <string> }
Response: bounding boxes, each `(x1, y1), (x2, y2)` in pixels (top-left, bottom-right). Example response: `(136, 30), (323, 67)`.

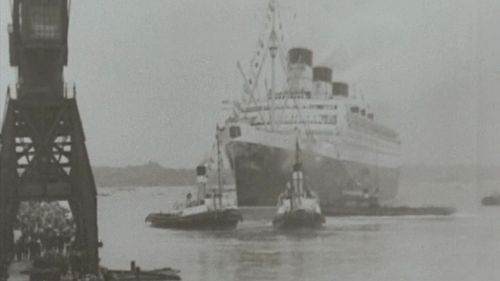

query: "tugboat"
(482, 192), (500, 206)
(146, 127), (242, 229)
(272, 140), (325, 228)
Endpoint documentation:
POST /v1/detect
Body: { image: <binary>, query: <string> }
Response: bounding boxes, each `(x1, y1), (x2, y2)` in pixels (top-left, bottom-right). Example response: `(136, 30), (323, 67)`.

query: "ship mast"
(216, 125), (224, 207)
(293, 136), (303, 206)
(237, 0), (287, 131)
(269, 0), (279, 131)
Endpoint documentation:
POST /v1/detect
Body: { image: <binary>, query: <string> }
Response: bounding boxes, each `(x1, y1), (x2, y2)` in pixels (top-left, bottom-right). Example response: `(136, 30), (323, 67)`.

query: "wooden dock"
(6, 259), (181, 281)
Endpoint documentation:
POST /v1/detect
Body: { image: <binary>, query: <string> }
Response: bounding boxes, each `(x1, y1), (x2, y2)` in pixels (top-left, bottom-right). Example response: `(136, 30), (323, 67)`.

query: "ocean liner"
(220, 0), (401, 208)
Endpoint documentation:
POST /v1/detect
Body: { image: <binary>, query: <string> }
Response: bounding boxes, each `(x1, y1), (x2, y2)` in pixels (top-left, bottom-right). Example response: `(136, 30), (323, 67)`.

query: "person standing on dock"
(69, 250), (79, 279)
(28, 238), (41, 260)
(0, 254), (9, 281)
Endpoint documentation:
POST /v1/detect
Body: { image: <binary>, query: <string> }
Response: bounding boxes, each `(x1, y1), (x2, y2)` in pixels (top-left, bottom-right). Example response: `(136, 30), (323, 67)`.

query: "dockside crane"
(0, 0), (99, 274)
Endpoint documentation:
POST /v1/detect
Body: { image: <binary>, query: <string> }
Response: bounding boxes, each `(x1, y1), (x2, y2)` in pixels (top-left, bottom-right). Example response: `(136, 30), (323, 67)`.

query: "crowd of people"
(1, 201), (81, 280)
(13, 201), (76, 261)
(1, 202), (100, 280)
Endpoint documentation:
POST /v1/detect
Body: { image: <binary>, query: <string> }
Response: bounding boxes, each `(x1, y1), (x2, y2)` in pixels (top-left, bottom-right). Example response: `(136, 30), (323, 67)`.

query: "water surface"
(97, 185), (500, 281)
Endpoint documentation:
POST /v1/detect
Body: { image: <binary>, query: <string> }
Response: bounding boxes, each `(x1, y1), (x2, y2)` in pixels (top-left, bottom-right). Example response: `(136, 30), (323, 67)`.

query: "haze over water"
(98, 185), (499, 281)
(2, 0), (500, 168)
(1, 1), (500, 279)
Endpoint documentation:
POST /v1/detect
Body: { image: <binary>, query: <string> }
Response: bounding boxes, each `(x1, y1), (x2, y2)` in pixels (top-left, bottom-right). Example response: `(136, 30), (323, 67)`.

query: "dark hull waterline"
(145, 209), (243, 229)
(323, 206), (456, 216)
(272, 209), (325, 229)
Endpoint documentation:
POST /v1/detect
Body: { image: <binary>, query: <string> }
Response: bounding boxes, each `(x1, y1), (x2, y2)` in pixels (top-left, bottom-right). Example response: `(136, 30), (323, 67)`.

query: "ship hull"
(273, 209), (325, 229)
(145, 209), (242, 229)
(225, 142), (399, 208)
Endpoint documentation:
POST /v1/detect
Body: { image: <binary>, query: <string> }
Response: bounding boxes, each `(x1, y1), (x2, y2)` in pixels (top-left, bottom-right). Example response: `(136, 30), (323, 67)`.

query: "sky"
(1, 0), (500, 168)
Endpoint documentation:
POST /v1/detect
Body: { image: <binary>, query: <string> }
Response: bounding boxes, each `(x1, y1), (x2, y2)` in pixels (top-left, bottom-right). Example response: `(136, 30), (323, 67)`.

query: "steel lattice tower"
(0, 0), (99, 273)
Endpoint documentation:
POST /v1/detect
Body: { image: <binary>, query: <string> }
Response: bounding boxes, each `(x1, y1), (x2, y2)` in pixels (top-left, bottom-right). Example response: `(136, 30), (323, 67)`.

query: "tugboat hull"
(482, 196), (500, 206)
(272, 209), (325, 229)
(145, 209), (242, 229)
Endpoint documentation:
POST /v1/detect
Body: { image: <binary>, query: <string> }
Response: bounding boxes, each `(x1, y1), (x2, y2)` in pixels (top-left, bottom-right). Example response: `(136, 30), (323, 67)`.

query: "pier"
(6, 260), (180, 281)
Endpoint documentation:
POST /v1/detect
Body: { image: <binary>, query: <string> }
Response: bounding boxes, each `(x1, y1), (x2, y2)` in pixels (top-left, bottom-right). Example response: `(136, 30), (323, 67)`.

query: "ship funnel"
(196, 165), (208, 183)
(313, 67), (332, 82)
(196, 165), (208, 200)
(312, 67), (333, 99)
(332, 82), (349, 97)
(287, 48), (313, 94)
(288, 48), (313, 66)
(196, 165), (207, 176)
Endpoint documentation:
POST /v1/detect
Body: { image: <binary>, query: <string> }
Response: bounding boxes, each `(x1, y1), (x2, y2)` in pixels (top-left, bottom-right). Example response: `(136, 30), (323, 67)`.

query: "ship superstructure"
(220, 0), (401, 208)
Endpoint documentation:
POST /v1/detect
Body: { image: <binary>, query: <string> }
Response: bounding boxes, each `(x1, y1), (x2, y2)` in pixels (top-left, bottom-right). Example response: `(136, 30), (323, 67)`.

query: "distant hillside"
(92, 161), (500, 188)
(93, 161), (233, 188)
